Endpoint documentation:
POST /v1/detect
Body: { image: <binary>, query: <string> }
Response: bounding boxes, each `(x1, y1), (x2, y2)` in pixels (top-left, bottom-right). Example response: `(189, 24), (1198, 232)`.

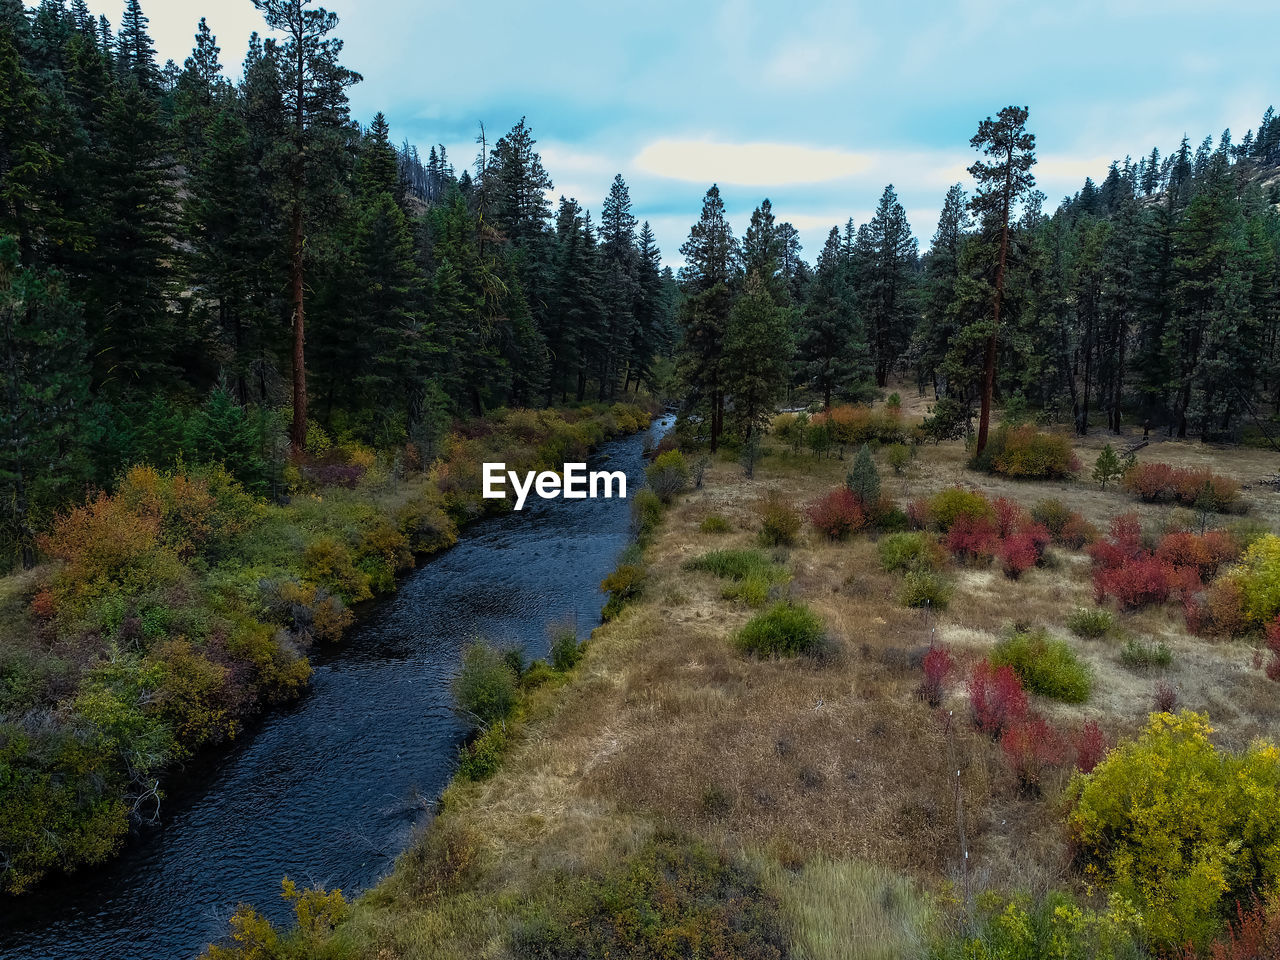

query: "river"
(0, 416), (670, 960)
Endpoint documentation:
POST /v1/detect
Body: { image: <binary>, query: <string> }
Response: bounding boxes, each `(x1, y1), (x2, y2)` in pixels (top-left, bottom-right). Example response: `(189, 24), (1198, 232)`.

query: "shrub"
(699, 514), (731, 534)
(918, 646), (954, 707)
(1074, 720), (1109, 774)
(931, 891), (1144, 960)
(1067, 606), (1114, 639)
(685, 550), (788, 607)
(1197, 893), (1280, 960)
(992, 629), (1093, 702)
(601, 562), (647, 620)
(549, 628), (581, 672)
(901, 570), (951, 610)
(807, 487), (866, 540)
(646, 450), (689, 503)
(1152, 680), (1179, 713)
(735, 601), (825, 658)
(878, 532), (944, 573)
(1031, 498), (1073, 537)
(967, 661), (1028, 736)
(630, 487), (663, 540)
(302, 536), (373, 604)
(1059, 512), (1100, 549)
(457, 722), (508, 781)
(1155, 529), (1240, 581)
(1066, 711), (1280, 950)
(1093, 555), (1172, 610)
(1231, 534), (1280, 627)
(1268, 618), (1280, 683)
(511, 835), (788, 960)
(998, 532), (1039, 579)
(906, 497), (931, 530)
(1123, 461), (1241, 511)
(1119, 637), (1173, 670)
(844, 444), (881, 506)
(886, 443), (911, 474)
(928, 487), (993, 531)
(1001, 716), (1066, 793)
(945, 514), (998, 563)
(978, 424), (1079, 479)
(756, 490), (801, 547)
(452, 643), (518, 726)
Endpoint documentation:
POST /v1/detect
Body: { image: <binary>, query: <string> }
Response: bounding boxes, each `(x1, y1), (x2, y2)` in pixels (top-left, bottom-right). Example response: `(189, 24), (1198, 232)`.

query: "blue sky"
(73, 0), (1280, 265)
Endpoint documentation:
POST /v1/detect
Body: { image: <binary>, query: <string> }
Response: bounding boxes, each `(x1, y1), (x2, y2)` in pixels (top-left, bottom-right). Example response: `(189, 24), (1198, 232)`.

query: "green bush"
(1119, 637), (1172, 670)
(1230, 534), (1280, 626)
(928, 487), (993, 531)
(878, 532), (944, 573)
(601, 562), (647, 620)
(699, 514), (731, 534)
(457, 722), (508, 781)
(901, 570), (951, 610)
(1066, 711), (1280, 950)
(511, 834), (787, 959)
(735, 601), (825, 657)
(931, 890), (1144, 960)
(1067, 607), (1115, 639)
(1031, 498), (1073, 537)
(549, 628), (581, 672)
(756, 490), (801, 547)
(452, 643), (518, 726)
(630, 488), (663, 541)
(992, 629), (1092, 702)
(886, 443), (911, 475)
(645, 450), (689, 504)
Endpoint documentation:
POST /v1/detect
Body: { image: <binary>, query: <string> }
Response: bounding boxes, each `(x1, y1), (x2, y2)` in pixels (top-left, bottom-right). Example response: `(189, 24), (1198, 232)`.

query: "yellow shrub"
(1066, 711), (1280, 950)
(303, 536), (372, 603)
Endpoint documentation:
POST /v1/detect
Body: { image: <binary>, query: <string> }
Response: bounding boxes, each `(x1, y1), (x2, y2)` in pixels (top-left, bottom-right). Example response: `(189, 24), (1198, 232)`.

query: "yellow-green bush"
(928, 487), (994, 532)
(1066, 711), (1280, 950)
(932, 890), (1144, 960)
(1225, 534), (1280, 627)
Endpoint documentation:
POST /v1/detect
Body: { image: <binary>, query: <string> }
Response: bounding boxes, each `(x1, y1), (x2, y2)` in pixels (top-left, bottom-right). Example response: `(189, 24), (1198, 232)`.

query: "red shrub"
(1153, 680), (1180, 713)
(992, 497), (1024, 538)
(946, 514), (998, 563)
(1088, 513), (1146, 570)
(1123, 461), (1176, 501)
(1155, 529), (1240, 581)
(1093, 555), (1173, 609)
(968, 661), (1028, 737)
(1073, 720), (1109, 774)
(29, 589), (55, 620)
(1187, 577), (1250, 637)
(999, 533), (1038, 579)
(918, 646), (954, 707)
(906, 498), (930, 530)
(1019, 521), (1051, 561)
(1195, 894), (1280, 960)
(807, 487), (866, 540)
(1001, 716), (1066, 793)
(1123, 461), (1240, 510)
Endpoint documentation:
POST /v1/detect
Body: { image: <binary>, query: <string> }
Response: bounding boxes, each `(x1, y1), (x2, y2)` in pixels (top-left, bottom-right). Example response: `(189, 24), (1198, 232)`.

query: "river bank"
(0, 402), (654, 904)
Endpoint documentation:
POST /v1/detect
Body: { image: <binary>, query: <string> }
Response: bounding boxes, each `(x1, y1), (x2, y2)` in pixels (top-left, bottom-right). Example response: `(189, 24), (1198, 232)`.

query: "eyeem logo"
(482, 463), (627, 511)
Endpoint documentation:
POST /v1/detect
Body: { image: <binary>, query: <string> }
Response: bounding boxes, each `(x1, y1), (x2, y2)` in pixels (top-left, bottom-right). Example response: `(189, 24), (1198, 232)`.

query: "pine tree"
(723, 272), (793, 473)
(845, 443), (881, 507)
(0, 236), (89, 567)
(251, 0), (361, 452)
(800, 227), (867, 406)
(967, 106), (1037, 455)
(1093, 444), (1123, 489)
(678, 185), (739, 450)
(852, 184), (918, 387)
(116, 0), (158, 91)
(598, 174), (639, 398)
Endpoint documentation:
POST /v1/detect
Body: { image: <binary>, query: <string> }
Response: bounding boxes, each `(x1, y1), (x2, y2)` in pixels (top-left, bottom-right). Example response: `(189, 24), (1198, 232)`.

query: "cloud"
(633, 139), (872, 186)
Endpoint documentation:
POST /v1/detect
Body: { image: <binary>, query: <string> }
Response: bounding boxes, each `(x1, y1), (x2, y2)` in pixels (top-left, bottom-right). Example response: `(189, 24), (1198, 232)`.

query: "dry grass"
(322, 405), (1278, 958)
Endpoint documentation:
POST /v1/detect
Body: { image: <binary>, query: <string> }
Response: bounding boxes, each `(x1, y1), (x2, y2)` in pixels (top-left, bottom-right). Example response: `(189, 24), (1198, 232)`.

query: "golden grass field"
(283, 400), (1280, 960)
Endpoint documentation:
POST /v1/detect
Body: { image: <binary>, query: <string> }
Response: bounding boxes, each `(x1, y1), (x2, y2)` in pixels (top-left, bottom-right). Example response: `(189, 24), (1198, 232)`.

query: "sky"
(65, 0), (1280, 266)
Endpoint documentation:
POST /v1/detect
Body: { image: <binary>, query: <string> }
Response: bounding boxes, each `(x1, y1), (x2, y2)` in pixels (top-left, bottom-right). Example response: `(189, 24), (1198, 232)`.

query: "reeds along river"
(0, 416), (673, 960)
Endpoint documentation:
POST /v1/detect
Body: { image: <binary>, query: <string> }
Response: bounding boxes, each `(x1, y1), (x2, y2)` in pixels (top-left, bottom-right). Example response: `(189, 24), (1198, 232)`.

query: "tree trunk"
(976, 159), (1014, 457)
(288, 200), (307, 454)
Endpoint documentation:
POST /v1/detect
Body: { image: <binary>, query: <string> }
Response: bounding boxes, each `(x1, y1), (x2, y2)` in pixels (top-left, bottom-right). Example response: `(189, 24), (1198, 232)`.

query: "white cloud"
(633, 139), (872, 186)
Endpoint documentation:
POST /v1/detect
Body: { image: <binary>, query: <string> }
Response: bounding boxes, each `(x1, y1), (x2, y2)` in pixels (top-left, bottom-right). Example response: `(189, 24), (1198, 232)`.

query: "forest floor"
(266, 402), (1279, 960)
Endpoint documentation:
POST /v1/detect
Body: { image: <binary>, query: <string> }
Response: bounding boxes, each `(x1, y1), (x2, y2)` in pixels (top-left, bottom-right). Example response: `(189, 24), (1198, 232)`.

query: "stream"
(0, 416), (671, 960)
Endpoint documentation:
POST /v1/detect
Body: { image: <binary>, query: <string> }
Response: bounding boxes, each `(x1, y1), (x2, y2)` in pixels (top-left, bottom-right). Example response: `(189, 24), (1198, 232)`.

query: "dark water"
(0, 417), (670, 960)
